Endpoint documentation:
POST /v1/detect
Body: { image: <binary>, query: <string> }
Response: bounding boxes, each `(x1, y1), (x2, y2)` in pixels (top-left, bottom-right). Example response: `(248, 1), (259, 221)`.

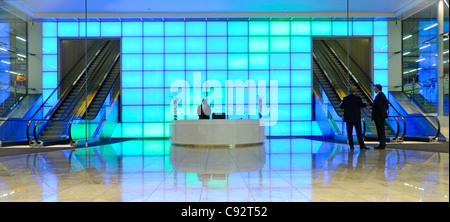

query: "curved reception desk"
(170, 119), (265, 147)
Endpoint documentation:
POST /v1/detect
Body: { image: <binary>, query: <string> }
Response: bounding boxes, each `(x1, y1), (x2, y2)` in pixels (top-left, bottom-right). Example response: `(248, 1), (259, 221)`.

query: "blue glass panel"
(186, 22), (206, 36)
(144, 88), (164, 104)
(143, 54), (164, 70)
(144, 22), (164, 36)
(122, 37), (143, 53)
(249, 71), (269, 83)
(291, 53), (311, 69)
(144, 71), (164, 87)
(165, 37), (185, 53)
(249, 21), (269, 35)
(165, 54), (185, 70)
(207, 54), (227, 70)
(79, 22), (100, 37)
(42, 55), (57, 71)
(270, 37), (290, 52)
(228, 71), (248, 82)
(101, 22), (121, 36)
(332, 21), (352, 36)
(207, 71), (227, 86)
(373, 21), (388, 35)
(373, 53), (388, 69)
(353, 21), (373, 36)
(249, 54), (269, 70)
(122, 89), (143, 105)
(207, 37), (227, 52)
(270, 71), (290, 86)
(186, 71), (206, 86)
(122, 22), (143, 36)
(291, 36), (311, 52)
(270, 21), (290, 35)
(291, 121), (312, 136)
(42, 72), (57, 89)
(42, 38), (57, 54)
(144, 37), (164, 53)
(373, 36), (388, 52)
(292, 104), (312, 120)
(276, 105), (291, 120)
(311, 21), (331, 36)
(291, 71), (311, 86)
(122, 54), (143, 70)
(165, 22), (185, 36)
(277, 88), (291, 104)
(186, 37), (206, 53)
(42, 22), (57, 37)
(57, 22), (78, 37)
(207, 22), (227, 35)
(186, 54), (206, 70)
(270, 53), (290, 70)
(122, 106), (143, 122)
(122, 71), (143, 87)
(291, 21), (311, 35)
(374, 69), (388, 87)
(228, 21), (248, 36)
(228, 37), (249, 53)
(291, 87), (312, 103)
(165, 71), (185, 87)
(122, 123), (143, 138)
(270, 121), (290, 136)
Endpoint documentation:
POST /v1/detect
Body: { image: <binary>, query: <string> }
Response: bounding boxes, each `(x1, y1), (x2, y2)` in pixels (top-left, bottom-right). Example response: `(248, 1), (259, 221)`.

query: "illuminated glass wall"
(42, 18), (388, 138)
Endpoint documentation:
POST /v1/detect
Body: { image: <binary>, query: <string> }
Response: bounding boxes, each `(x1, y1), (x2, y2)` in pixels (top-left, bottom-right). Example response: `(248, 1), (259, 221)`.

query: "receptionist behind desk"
(197, 99), (211, 119)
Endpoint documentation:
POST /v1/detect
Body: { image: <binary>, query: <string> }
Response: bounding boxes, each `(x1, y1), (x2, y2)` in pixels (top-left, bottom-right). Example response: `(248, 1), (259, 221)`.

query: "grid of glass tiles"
(41, 19), (388, 138)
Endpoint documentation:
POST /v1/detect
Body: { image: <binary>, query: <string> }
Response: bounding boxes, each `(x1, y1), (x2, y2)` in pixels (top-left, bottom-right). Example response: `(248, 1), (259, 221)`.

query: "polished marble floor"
(0, 138), (448, 202)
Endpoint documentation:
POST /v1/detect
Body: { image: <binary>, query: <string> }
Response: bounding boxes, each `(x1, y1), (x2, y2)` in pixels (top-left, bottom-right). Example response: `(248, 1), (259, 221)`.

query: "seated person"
(197, 99), (211, 119)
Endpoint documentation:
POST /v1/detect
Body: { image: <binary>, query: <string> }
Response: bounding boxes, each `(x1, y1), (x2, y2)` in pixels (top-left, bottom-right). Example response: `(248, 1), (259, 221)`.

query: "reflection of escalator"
(31, 40), (120, 146)
(0, 93), (24, 117)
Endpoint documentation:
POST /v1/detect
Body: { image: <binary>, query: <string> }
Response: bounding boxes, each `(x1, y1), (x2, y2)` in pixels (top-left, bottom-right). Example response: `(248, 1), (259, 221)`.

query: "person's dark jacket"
(372, 91), (389, 120)
(339, 94), (367, 122)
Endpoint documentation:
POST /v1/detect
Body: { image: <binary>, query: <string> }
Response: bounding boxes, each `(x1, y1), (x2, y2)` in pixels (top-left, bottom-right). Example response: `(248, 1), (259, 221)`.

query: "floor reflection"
(0, 138), (448, 202)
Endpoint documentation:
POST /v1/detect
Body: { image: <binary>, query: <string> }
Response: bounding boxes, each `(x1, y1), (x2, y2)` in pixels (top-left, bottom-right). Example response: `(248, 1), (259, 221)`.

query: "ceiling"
(2, 0), (438, 20)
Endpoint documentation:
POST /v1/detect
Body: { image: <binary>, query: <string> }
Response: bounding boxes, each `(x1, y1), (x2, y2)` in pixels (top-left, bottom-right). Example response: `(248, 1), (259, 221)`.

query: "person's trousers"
(373, 117), (386, 147)
(346, 120), (365, 148)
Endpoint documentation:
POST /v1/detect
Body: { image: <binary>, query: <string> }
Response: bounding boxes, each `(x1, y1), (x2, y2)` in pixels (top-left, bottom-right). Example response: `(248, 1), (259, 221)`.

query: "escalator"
(313, 39), (401, 143)
(27, 40), (121, 147)
(313, 39), (444, 143)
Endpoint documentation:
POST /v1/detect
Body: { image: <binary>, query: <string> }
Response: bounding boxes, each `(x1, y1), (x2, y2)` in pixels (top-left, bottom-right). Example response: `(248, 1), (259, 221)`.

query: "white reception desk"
(170, 119), (265, 146)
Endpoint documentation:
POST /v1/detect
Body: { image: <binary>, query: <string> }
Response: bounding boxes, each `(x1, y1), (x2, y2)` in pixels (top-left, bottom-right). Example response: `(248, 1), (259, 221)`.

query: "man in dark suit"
(372, 84), (389, 149)
(340, 86), (368, 150)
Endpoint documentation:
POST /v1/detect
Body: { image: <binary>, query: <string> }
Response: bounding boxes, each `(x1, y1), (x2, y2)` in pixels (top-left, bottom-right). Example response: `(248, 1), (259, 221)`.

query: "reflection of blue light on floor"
(0, 138), (447, 202)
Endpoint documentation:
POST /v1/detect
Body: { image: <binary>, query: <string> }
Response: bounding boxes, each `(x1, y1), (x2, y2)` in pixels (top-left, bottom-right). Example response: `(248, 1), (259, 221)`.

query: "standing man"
(340, 86), (368, 150)
(372, 84), (389, 149)
(197, 98), (211, 119)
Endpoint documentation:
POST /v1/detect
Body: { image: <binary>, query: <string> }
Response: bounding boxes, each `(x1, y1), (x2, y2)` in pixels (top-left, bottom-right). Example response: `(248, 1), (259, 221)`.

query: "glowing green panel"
(291, 21), (311, 35)
(122, 123), (143, 138)
(270, 37), (290, 52)
(270, 21), (290, 35)
(249, 54), (269, 70)
(249, 21), (269, 35)
(144, 123), (164, 137)
(122, 106), (143, 122)
(249, 37), (269, 52)
(228, 54), (248, 70)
